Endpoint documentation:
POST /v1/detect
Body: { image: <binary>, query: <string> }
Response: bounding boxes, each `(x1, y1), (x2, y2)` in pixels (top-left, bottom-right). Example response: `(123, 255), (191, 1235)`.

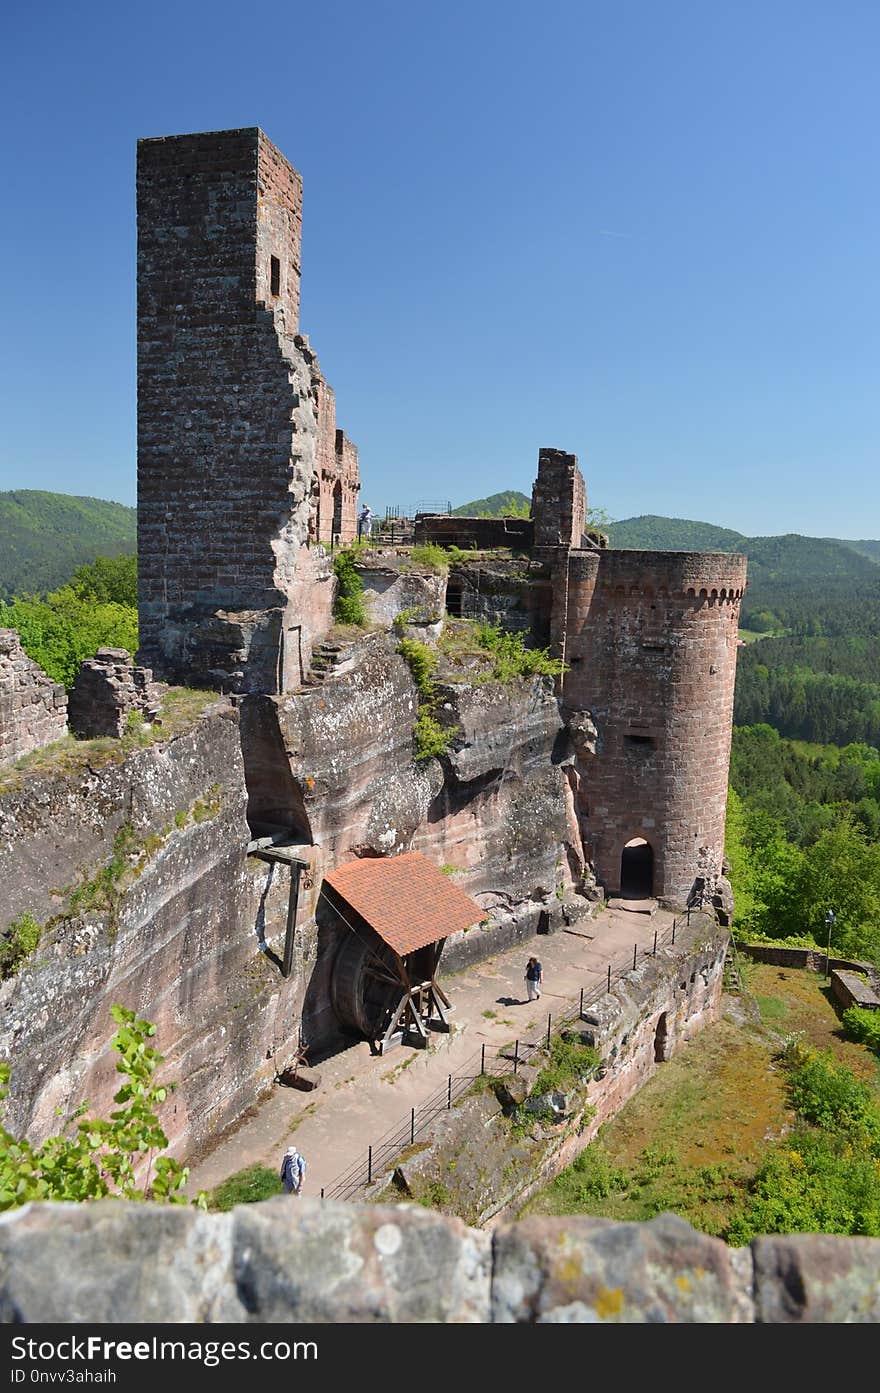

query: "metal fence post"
(367, 1145), (372, 1185)
(672, 919), (676, 945)
(447, 1075), (452, 1109)
(320, 1187), (324, 1199)
(410, 1107), (415, 1145)
(546, 1013), (552, 1048)
(579, 987), (584, 1016)
(607, 963), (612, 992)
(653, 928), (658, 955)
(481, 1042), (486, 1075)
(513, 1040), (519, 1074)
(633, 943), (637, 970)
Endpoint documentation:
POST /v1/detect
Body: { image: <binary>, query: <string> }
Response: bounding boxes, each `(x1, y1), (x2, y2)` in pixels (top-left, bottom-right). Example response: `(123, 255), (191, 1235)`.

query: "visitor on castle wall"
(358, 504), (373, 540)
(524, 956), (543, 1002)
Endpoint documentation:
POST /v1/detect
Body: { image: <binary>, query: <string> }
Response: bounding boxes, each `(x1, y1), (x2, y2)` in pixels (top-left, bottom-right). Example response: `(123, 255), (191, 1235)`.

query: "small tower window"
(270, 256), (281, 297)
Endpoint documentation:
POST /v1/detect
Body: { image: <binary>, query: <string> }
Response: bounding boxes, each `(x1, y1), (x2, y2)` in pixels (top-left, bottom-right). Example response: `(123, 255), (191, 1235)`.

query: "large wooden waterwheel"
(321, 852), (484, 1054)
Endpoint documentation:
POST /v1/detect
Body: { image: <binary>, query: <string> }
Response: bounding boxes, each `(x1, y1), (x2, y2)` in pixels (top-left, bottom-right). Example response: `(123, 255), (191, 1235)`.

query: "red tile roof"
(324, 852), (484, 956)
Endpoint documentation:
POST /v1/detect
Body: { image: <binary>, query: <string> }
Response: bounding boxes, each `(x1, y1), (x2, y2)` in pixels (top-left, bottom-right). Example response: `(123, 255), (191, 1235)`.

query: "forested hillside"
(0, 490), (136, 599)
(606, 515), (746, 551)
(451, 490), (531, 517)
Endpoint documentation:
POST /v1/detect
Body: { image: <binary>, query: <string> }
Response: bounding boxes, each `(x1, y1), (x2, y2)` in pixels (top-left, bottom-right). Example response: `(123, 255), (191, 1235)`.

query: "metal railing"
(320, 901), (710, 1201)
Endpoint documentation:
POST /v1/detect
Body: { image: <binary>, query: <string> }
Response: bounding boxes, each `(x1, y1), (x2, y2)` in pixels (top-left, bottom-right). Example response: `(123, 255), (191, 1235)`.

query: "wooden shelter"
(322, 852), (484, 1054)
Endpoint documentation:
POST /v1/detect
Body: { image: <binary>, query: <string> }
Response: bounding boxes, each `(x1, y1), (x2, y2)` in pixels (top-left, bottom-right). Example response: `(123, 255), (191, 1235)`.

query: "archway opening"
(332, 481), (343, 539)
(654, 1011), (668, 1063)
(620, 837), (653, 899)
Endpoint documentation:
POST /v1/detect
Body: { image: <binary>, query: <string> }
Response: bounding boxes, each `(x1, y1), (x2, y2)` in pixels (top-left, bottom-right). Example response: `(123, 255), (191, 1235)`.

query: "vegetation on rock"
(0, 1006), (204, 1209)
(332, 549), (367, 627)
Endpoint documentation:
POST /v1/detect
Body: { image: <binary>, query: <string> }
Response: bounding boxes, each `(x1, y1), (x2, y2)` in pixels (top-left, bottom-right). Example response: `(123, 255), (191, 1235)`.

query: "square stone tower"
(137, 127), (356, 693)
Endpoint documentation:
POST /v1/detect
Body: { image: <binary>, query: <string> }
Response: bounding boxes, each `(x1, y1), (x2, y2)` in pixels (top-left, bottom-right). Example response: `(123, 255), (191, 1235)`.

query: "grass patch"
(405, 544), (449, 575)
(207, 1164), (282, 1211)
(0, 912), (42, 978)
(0, 686), (223, 795)
(755, 994), (789, 1022)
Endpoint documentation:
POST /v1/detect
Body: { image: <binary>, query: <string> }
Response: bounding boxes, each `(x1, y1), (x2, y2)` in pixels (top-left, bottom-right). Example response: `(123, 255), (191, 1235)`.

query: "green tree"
(0, 1005), (203, 1209)
(68, 554), (138, 607)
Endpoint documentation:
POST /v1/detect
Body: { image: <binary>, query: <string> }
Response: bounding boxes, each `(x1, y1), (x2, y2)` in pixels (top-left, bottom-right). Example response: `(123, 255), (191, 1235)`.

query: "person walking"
(524, 955), (543, 1002)
(358, 504), (373, 541)
(280, 1144), (307, 1196)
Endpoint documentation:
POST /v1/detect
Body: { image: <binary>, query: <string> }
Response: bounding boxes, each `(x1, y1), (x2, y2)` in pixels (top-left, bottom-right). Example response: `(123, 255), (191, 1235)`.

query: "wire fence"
(320, 902), (708, 1201)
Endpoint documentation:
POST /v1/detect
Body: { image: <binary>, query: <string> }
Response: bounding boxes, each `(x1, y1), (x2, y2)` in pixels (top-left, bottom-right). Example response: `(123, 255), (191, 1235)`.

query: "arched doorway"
(332, 481), (343, 540)
(654, 1012), (668, 1063)
(620, 837), (653, 899)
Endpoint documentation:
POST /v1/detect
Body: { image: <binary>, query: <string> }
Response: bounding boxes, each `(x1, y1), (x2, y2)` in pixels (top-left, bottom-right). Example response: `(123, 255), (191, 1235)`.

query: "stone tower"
(556, 545), (747, 906)
(137, 127), (358, 694)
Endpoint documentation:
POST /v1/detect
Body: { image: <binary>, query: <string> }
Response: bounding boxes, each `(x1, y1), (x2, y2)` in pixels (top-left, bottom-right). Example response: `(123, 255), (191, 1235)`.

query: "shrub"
(0, 913), (42, 979)
(473, 621), (564, 683)
(414, 711), (456, 762)
(408, 544), (449, 575)
(842, 1006), (880, 1053)
(0, 1005), (203, 1208)
(396, 637), (438, 700)
(332, 550), (366, 627)
(532, 1036), (600, 1095)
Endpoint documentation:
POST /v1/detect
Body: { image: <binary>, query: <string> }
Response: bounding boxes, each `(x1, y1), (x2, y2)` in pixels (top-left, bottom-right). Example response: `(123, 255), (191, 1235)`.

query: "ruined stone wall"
(137, 127), (352, 694)
(0, 630), (67, 769)
(447, 559), (553, 641)
(336, 431), (360, 544)
(559, 549), (746, 905)
(530, 447), (586, 549)
(67, 648), (160, 739)
(3, 1199), (878, 1322)
(413, 516), (534, 549)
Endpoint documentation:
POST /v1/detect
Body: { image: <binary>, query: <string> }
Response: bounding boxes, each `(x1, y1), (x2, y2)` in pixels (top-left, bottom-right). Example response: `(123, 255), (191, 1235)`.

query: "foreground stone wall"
(0, 630), (66, 770)
(1, 1199), (877, 1322)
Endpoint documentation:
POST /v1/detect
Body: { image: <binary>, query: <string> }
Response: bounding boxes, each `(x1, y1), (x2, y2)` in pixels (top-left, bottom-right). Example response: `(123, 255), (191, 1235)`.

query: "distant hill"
(833, 538), (880, 565)
(452, 490), (531, 518)
(607, 515), (747, 552)
(0, 490), (136, 599)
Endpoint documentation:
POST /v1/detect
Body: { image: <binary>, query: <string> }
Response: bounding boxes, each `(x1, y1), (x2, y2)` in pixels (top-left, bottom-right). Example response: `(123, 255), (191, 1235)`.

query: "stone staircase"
(303, 639), (358, 686)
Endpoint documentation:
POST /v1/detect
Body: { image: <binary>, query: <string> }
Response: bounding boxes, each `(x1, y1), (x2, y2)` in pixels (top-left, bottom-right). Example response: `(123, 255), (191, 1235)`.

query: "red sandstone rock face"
(0, 706), (307, 1155)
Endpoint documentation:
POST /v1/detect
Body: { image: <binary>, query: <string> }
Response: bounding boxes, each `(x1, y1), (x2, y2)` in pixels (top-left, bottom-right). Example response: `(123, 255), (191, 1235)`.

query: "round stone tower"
(559, 548), (747, 907)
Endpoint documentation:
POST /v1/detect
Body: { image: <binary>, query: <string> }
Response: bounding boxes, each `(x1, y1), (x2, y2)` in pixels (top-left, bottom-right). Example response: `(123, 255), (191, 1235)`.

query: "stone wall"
(68, 648), (161, 738)
(0, 630), (67, 770)
(1, 1199), (877, 1322)
(558, 548), (747, 906)
(531, 446), (587, 549)
(136, 127), (356, 693)
(413, 515), (534, 549)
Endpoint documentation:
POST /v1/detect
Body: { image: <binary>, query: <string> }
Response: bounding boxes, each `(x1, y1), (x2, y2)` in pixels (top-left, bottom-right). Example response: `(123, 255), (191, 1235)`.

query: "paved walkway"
(185, 902), (675, 1200)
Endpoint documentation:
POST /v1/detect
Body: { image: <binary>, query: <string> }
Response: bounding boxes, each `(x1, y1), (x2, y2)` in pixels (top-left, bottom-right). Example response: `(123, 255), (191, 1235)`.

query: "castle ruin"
(0, 126), (745, 1172)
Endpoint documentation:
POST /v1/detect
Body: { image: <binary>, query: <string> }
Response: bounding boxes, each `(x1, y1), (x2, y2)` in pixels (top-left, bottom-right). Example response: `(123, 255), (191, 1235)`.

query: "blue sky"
(1, 0), (878, 537)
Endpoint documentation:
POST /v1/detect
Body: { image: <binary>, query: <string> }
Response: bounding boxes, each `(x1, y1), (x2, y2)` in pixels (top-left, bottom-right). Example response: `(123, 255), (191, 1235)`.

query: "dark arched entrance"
(654, 1012), (668, 1063)
(620, 838), (654, 899)
(332, 481), (343, 539)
